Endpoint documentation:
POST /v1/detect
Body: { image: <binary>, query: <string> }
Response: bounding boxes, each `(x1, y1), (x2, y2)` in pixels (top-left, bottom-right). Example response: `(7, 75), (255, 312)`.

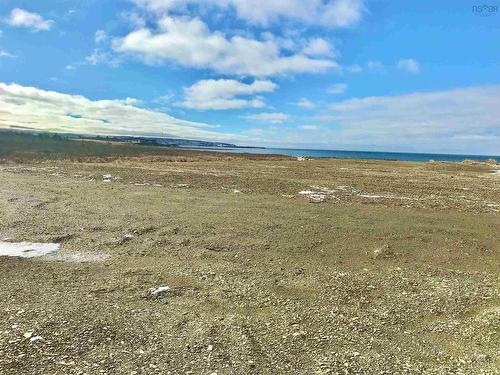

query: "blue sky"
(0, 0), (499, 154)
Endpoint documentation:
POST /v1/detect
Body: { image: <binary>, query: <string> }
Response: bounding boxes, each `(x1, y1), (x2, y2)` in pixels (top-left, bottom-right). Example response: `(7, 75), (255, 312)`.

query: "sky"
(0, 0), (499, 155)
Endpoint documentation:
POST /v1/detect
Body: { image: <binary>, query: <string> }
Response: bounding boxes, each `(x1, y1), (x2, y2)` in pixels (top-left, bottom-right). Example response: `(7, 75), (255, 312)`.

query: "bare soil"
(0, 151), (498, 374)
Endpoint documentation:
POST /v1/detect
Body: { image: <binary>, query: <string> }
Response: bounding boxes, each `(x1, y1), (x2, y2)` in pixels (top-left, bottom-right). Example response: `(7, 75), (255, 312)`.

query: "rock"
(373, 244), (392, 259)
(148, 286), (171, 298)
(103, 174), (113, 182)
(309, 194), (327, 203)
(30, 336), (44, 343)
(117, 234), (134, 246)
(175, 184), (190, 188)
(23, 332), (33, 339)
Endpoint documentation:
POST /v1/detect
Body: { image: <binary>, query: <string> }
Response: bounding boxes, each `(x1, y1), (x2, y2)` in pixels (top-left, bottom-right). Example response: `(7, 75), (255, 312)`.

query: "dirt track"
(0, 152), (499, 374)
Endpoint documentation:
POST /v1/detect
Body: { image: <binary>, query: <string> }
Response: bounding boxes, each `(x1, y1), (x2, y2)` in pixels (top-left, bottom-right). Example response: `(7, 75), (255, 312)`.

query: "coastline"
(176, 145), (500, 163)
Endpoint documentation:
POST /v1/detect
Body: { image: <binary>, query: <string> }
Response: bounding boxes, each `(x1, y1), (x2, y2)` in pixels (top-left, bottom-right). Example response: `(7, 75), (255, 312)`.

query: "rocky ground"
(0, 151), (498, 374)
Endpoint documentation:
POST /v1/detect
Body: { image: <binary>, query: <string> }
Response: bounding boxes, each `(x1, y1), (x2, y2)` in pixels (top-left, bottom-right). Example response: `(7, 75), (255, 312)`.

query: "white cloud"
(366, 60), (384, 72)
(0, 50), (14, 58)
(85, 49), (121, 68)
(302, 38), (335, 57)
(180, 79), (277, 110)
(6, 8), (53, 31)
(95, 30), (108, 43)
(345, 64), (362, 73)
(295, 98), (316, 109)
(86, 50), (107, 65)
(299, 124), (320, 131)
(327, 83), (347, 94)
(0, 82), (244, 142)
(113, 16), (337, 76)
(66, 49), (122, 71)
(132, 0), (364, 28)
(243, 112), (290, 124)
(154, 93), (175, 103)
(313, 85), (500, 154)
(397, 58), (420, 74)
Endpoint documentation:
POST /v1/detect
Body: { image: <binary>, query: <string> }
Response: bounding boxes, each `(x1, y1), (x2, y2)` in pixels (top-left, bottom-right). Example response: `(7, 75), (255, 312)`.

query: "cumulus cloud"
(302, 38), (336, 57)
(243, 112), (291, 124)
(0, 82), (243, 142)
(6, 8), (53, 31)
(132, 0), (364, 28)
(327, 83), (347, 94)
(112, 15), (337, 76)
(180, 79), (277, 110)
(295, 98), (316, 109)
(397, 58), (420, 74)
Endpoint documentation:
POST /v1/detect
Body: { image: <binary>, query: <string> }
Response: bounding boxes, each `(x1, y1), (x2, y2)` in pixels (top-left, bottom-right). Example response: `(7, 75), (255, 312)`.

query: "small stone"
(23, 332), (33, 339)
(30, 336), (44, 343)
(373, 244), (392, 259)
(148, 286), (171, 298)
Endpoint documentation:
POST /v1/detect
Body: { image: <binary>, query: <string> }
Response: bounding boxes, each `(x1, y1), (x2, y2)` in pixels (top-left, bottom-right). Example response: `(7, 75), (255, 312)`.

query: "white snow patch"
(0, 241), (60, 258)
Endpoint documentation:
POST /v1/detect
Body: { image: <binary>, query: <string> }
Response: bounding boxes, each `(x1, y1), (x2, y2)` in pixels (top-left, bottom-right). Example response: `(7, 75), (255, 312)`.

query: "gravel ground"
(0, 152), (498, 374)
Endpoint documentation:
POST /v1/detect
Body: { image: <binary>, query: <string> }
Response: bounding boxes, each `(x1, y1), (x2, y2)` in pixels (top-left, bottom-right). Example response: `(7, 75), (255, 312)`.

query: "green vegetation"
(0, 131), (174, 160)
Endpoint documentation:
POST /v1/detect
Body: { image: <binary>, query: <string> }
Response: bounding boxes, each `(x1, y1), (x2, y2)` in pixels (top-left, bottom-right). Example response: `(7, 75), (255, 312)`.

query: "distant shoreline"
(177, 146), (499, 163)
(0, 128), (498, 163)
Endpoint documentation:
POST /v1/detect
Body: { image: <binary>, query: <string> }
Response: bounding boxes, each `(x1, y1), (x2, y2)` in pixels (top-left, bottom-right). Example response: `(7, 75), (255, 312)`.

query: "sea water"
(182, 147), (499, 163)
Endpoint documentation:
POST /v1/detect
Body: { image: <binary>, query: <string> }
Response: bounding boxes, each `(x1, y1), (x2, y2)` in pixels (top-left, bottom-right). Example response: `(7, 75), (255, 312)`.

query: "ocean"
(182, 147), (499, 163)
